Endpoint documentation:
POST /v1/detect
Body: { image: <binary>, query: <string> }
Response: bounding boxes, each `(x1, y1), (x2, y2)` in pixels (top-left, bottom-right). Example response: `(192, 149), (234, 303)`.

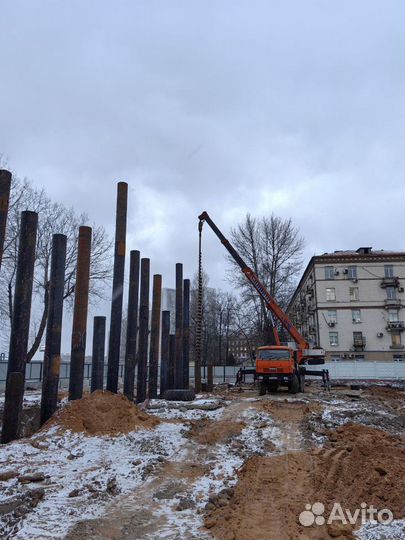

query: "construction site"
(1, 3), (404, 539)
(0, 172), (404, 540)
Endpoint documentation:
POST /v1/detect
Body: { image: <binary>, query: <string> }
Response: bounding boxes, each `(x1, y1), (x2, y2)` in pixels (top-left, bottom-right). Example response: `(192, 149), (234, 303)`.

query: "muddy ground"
(0, 383), (404, 540)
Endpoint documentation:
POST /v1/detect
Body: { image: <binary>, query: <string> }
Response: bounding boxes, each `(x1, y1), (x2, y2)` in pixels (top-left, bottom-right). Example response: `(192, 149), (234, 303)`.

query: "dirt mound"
(364, 386), (405, 401)
(45, 390), (160, 435)
(187, 418), (246, 445)
(206, 424), (404, 540)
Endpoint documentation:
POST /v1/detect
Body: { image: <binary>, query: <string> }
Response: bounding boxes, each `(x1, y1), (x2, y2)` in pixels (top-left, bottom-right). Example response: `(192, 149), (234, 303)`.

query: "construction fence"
(0, 361), (404, 391)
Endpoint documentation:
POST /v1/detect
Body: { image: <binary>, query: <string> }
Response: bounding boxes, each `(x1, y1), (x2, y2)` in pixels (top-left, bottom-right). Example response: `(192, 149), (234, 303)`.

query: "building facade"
(227, 334), (251, 365)
(287, 248), (405, 361)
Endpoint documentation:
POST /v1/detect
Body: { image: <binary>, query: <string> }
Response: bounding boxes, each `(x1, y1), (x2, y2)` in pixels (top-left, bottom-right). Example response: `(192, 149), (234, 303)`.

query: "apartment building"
(228, 334), (251, 364)
(287, 247), (405, 361)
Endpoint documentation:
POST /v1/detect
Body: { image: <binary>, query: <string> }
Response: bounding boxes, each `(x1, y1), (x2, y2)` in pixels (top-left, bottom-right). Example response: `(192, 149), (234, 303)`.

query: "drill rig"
(198, 211), (325, 394)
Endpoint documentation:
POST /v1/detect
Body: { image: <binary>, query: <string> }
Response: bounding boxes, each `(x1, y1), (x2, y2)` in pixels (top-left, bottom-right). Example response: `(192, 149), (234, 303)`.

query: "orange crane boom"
(198, 211), (309, 350)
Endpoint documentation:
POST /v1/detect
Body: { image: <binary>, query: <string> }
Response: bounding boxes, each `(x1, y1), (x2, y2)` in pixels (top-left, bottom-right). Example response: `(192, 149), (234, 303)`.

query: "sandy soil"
(0, 384), (404, 540)
(206, 423), (404, 540)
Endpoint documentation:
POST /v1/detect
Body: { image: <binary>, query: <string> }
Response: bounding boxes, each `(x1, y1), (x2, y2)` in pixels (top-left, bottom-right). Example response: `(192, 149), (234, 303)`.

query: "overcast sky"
(1, 1), (404, 352)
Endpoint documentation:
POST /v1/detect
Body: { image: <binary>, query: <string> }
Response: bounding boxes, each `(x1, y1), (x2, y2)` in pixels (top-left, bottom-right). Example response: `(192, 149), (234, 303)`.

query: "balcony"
(353, 337), (366, 351)
(385, 298), (402, 309)
(386, 321), (405, 332)
(380, 276), (400, 288)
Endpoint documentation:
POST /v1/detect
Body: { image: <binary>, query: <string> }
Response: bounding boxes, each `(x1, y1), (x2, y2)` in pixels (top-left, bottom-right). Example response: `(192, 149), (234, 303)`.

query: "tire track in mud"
(62, 396), (319, 540)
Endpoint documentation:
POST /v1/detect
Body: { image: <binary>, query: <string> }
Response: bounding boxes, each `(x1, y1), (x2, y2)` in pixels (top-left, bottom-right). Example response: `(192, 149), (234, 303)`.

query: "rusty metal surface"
(175, 263), (183, 388)
(182, 278), (190, 389)
(124, 250), (140, 400)
(68, 226), (92, 401)
(1, 211), (38, 444)
(0, 169), (11, 269)
(159, 310), (170, 396)
(168, 334), (175, 390)
(148, 274), (162, 399)
(40, 234), (67, 425)
(136, 258), (150, 403)
(91, 316), (106, 393)
(107, 182), (128, 393)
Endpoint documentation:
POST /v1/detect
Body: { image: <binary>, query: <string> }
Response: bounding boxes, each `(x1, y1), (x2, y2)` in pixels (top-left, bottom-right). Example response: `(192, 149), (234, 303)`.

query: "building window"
(384, 265), (394, 278)
(325, 266), (334, 280)
(391, 332), (402, 347)
(327, 310), (337, 323)
(355, 354), (365, 361)
(386, 287), (396, 300)
(329, 332), (339, 346)
(349, 287), (359, 301)
(326, 288), (336, 301)
(348, 266), (357, 280)
(352, 309), (361, 323)
(388, 310), (399, 322)
(353, 331), (364, 344)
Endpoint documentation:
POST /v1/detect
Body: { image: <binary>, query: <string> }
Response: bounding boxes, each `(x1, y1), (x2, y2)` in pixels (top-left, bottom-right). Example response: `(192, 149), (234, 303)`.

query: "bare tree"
(0, 173), (113, 357)
(227, 213), (305, 345)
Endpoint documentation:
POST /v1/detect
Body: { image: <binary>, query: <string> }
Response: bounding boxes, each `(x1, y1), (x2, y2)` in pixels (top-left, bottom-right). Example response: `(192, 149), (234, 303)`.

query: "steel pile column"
(107, 182), (128, 393)
(168, 334), (175, 390)
(0, 169), (11, 269)
(182, 278), (190, 389)
(68, 226), (92, 401)
(40, 234), (67, 424)
(174, 263), (183, 388)
(159, 310), (170, 396)
(136, 258), (150, 403)
(1, 211), (38, 443)
(91, 316), (106, 392)
(124, 250), (140, 400)
(148, 274), (162, 399)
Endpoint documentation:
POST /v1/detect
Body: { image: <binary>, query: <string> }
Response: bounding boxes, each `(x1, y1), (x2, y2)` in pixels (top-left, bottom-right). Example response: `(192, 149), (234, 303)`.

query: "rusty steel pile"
(0, 170), (194, 444)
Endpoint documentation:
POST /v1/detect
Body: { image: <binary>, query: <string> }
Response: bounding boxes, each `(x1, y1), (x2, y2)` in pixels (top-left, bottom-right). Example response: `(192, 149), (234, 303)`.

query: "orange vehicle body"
(256, 346), (295, 376)
(255, 345), (305, 393)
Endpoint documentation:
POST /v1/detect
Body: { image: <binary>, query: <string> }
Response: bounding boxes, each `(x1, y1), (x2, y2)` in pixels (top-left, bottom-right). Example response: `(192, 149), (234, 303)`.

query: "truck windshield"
(257, 350), (291, 360)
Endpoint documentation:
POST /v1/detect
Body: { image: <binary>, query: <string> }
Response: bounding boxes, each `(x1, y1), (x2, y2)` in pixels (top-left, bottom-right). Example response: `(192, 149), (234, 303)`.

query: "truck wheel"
(289, 374), (299, 394)
(258, 381), (267, 396)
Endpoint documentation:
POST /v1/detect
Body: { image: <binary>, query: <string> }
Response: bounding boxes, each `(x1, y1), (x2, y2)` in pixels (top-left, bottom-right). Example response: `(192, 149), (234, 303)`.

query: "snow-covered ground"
(1, 392), (404, 540)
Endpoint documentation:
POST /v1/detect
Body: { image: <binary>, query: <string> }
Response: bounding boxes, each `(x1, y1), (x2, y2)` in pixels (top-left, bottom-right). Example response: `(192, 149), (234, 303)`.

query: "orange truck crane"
(198, 211), (325, 395)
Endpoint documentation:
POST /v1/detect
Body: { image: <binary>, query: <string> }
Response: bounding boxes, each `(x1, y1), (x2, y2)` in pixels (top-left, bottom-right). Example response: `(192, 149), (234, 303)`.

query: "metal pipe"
(124, 250), (140, 400)
(91, 316), (106, 392)
(148, 274), (162, 399)
(107, 182), (128, 393)
(168, 334), (175, 390)
(136, 258), (150, 403)
(159, 311), (170, 396)
(183, 278), (190, 389)
(1, 211), (38, 443)
(68, 226), (92, 401)
(40, 234), (67, 425)
(175, 263), (183, 388)
(0, 169), (12, 269)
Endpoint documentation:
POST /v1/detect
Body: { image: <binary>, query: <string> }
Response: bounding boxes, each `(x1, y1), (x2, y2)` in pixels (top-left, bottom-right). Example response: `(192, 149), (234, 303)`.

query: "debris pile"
(44, 390), (160, 435)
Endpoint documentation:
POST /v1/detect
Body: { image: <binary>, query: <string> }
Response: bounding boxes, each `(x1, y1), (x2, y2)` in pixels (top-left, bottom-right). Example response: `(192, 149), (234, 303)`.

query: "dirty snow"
(1, 422), (186, 539)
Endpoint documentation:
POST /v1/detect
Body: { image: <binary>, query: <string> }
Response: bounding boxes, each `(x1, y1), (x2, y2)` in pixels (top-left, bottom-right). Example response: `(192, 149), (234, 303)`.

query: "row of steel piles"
(0, 172), (191, 443)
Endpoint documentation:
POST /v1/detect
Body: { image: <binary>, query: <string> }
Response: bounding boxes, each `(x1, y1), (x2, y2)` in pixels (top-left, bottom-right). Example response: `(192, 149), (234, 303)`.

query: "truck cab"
(255, 345), (303, 395)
